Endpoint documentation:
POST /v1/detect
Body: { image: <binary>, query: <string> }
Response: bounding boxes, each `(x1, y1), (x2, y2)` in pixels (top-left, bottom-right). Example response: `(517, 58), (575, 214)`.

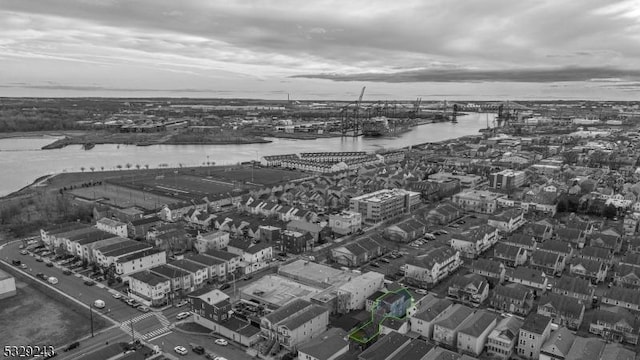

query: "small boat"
(83, 143), (95, 150)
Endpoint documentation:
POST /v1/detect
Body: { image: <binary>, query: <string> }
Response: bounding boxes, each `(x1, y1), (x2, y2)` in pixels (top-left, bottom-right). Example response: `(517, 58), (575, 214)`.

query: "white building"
(349, 188), (420, 224)
(128, 270), (172, 307)
(335, 271), (384, 313)
(0, 269), (16, 299)
(260, 299), (330, 351)
(115, 249), (167, 278)
(96, 217), (128, 238)
(194, 231), (230, 254)
(227, 240), (273, 274)
(328, 211), (363, 235)
(405, 246), (462, 286)
(450, 225), (499, 258)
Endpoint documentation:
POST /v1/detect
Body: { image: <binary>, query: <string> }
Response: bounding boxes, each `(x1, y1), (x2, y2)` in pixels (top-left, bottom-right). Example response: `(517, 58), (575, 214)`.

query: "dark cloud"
(0, 84), (235, 93)
(292, 67), (640, 83)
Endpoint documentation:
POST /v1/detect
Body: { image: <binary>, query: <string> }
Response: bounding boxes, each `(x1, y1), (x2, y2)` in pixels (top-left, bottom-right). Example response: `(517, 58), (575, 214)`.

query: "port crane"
(340, 86), (366, 136)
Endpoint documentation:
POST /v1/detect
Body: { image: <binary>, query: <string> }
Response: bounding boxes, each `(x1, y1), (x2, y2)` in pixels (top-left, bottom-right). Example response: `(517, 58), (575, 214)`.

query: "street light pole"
(89, 303), (94, 338)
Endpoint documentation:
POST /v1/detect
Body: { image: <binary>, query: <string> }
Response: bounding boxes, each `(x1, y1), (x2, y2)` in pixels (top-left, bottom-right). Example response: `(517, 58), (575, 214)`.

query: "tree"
(126, 163), (132, 170)
(144, 164), (149, 169)
(80, 166), (85, 172)
(100, 166), (104, 171)
(135, 164), (141, 170)
(116, 164), (122, 171)
(603, 204), (618, 219)
(90, 166), (95, 172)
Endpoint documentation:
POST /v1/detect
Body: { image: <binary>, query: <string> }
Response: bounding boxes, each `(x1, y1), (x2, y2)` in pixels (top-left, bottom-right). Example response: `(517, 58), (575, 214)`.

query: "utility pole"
(130, 316), (135, 342)
(90, 303), (94, 337)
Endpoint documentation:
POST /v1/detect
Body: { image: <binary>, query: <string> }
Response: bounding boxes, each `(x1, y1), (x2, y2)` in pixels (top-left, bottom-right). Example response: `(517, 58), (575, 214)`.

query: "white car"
(176, 312), (191, 320)
(174, 346), (188, 355)
(112, 293), (122, 299)
(175, 300), (189, 307)
(415, 289), (428, 295)
(93, 299), (106, 309)
(214, 338), (228, 346)
(214, 357), (228, 360)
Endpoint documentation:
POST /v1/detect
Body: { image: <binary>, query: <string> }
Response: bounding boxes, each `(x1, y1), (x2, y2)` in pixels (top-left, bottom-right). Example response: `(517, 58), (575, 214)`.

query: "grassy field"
(209, 167), (308, 186)
(69, 182), (177, 210)
(0, 278), (108, 347)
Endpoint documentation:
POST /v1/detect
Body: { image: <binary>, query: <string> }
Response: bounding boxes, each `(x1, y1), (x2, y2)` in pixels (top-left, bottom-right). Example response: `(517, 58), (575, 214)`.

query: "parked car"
(83, 280), (95, 286)
(35, 257), (44, 262)
(192, 345), (205, 355)
(63, 342), (79, 352)
(219, 283), (231, 290)
(20, 250), (28, 255)
(11, 259), (21, 266)
(45, 262), (54, 267)
(370, 262), (380, 268)
(112, 293), (122, 299)
(137, 306), (150, 312)
(415, 289), (428, 295)
(20, 263), (27, 269)
(63, 269), (72, 275)
(93, 300), (105, 309)
(214, 339), (228, 346)
(380, 258), (391, 264)
(174, 346), (188, 356)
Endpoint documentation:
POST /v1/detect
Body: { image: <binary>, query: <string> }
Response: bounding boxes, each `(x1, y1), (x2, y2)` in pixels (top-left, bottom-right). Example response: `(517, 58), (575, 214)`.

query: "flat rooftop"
(0, 269), (13, 281)
(239, 274), (323, 308)
(278, 260), (353, 289)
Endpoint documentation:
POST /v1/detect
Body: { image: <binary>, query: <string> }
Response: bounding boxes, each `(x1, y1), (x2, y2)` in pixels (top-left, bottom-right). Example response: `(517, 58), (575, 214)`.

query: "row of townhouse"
(449, 224), (499, 259)
(404, 245), (462, 288)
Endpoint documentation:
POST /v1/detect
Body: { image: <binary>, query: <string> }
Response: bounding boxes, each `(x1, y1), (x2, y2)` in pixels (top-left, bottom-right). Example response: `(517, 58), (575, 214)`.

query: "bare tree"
(80, 166), (85, 172)
(144, 164), (149, 169)
(135, 164), (141, 170)
(126, 163), (132, 170)
(90, 166), (95, 172)
(116, 164), (123, 171)
(100, 166), (104, 171)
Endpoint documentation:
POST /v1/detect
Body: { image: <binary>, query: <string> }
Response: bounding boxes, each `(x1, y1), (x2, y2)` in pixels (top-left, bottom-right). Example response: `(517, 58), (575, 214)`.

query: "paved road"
(147, 329), (255, 360)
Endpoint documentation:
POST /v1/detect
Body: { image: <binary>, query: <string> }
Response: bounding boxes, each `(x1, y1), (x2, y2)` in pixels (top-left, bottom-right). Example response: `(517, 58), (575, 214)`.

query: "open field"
(0, 278), (108, 348)
(208, 167), (309, 186)
(69, 182), (177, 210)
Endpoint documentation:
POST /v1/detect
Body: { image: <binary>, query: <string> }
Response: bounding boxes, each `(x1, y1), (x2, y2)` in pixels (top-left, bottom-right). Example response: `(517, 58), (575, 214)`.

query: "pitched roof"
(538, 293), (585, 318)
(604, 287), (640, 306)
(541, 327), (576, 358)
(493, 283), (531, 301)
(531, 249), (561, 267)
(565, 336), (606, 360)
(490, 316), (524, 342)
(458, 310), (498, 337)
(581, 246), (611, 260)
(509, 266), (546, 284)
(539, 239), (572, 254)
(470, 258), (503, 275)
(503, 233), (535, 248)
(553, 275), (592, 296)
(413, 298), (454, 322)
(494, 243), (523, 260)
(407, 246), (457, 270)
(298, 328), (349, 360)
(521, 313), (552, 335)
(434, 304), (474, 330)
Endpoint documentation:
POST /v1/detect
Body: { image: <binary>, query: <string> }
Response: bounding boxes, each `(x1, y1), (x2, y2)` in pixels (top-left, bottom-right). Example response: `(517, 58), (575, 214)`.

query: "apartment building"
(349, 188), (420, 224)
(489, 169), (525, 189)
(452, 190), (506, 214)
(128, 270), (172, 307)
(186, 254), (227, 282)
(450, 224), (499, 258)
(456, 310), (498, 356)
(96, 217), (128, 238)
(115, 248), (166, 278)
(486, 316), (524, 359)
(194, 231), (230, 254)
(405, 246), (462, 287)
(260, 299), (329, 351)
(517, 313), (552, 360)
(328, 211), (363, 235)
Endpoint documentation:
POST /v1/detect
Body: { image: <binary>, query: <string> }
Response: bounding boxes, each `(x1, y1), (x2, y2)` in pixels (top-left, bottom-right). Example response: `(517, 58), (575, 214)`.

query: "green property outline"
(348, 287), (415, 344)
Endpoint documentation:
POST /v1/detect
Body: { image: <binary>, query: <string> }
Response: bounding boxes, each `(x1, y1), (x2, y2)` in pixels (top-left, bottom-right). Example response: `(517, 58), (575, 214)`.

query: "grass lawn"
(0, 279), (109, 347)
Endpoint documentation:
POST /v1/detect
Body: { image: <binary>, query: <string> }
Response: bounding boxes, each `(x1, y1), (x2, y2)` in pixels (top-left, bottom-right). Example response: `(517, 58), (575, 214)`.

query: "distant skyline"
(1, 0), (640, 100)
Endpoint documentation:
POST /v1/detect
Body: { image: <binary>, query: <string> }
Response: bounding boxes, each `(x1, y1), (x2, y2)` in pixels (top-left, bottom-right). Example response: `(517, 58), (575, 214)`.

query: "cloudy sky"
(1, 0), (640, 100)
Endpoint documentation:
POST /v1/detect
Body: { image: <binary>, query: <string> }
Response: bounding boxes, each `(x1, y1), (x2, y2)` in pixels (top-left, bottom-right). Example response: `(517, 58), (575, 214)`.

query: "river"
(0, 112), (494, 197)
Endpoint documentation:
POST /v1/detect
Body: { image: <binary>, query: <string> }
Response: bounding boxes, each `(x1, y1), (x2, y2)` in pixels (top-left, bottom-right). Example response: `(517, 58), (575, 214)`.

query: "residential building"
(447, 273), (490, 307)
(330, 236), (384, 267)
(189, 289), (233, 326)
(432, 304), (474, 348)
(186, 254), (227, 282)
(538, 239), (573, 258)
(601, 287), (640, 311)
(587, 232), (622, 253)
(554, 228), (586, 249)
(507, 266), (548, 293)
(493, 243), (527, 267)
(615, 264), (640, 288)
(115, 248), (166, 278)
(452, 190), (506, 214)
(357, 332), (411, 360)
(521, 223), (553, 242)
(410, 296), (454, 339)
(537, 293), (585, 330)
(589, 307), (640, 345)
(297, 328), (349, 360)
(384, 217), (427, 243)
(564, 337), (605, 360)
(487, 316), (524, 360)
(487, 209), (526, 234)
(280, 230), (314, 254)
(456, 310), (498, 356)
(169, 259), (209, 288)
(96, 217), (128, 238)
(194, 231), (230, 254)
(95, 241), (152, 268)
(127, 216), (163, 240)
(150, 264), (192, 296)
(335, 272), (385, 314)
(349, 188), (421, 224)
(530, 249), (565, 277)
(227, 239), (273, 273)
(491, 283), (534, 316)
(517, 313), (552, 360)
(599, 343), (636, 360)
(260, 299), (329, 351)
(469, 258), (506, 286)
(450, 224), (499, 258)
(568, 258), (607, 284)
(552, 275), (594, 305)
(489, 169), (526, 189)
(539, 327), (576, 360)
(203, 249), (241, 276)
(0, 269), (16, 300)
(328, 211), (363, 235)
(405, 246), (462, 287)
(128, 270), (171, 307)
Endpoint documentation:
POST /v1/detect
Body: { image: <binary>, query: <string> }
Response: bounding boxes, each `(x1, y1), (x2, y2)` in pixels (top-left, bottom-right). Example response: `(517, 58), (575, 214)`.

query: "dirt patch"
(0, 279), (108, 347)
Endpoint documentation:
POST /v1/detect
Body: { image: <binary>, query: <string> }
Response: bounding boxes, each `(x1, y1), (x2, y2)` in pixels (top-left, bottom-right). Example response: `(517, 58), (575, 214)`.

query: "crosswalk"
(119, 312), (172, 340)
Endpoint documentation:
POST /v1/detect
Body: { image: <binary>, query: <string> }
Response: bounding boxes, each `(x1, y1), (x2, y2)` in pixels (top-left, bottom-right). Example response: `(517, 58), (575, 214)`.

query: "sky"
(1, 0), (640, 101)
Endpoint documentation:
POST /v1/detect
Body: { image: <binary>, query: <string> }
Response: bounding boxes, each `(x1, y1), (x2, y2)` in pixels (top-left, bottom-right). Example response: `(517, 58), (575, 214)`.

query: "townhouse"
(529, 249), (565, 277)
(537, 293), (585, 330)
(456, 310), (498, 357)
(538, 239), (573, 258)
(589, 307), (640, 345)
(507, 266), (548, 293)
(169, 259), (209, 289)
(554, 227), (586, 249)
(194, 231), (230, 254)
(96, 217), (128, 238)
(493, 243), (527, 267)
(447, 273), (490, 307)
(260, 299), (329, 352)
(516, 313), (552, 360)
(568, 257), (608, 284)
(203, 249), (242, 276)
(579, 246), (613, 265)
(469, 258), (506, 286)
(150, 264), (193, 296)
(539, 327), (576, 360)
(432, 304), (475, 348)
(186, 254), (227, 283)
(552, 275), (594, 305)
(449, 225), (499, 258)
(491, 283), (535, 316)
(115, 248), (166, 278)
(520, 223), (553, 242)
(128, 270), (172, 307)
(95, 240), (152, 268)
(587, 232), (622, 254)
(330, 236), (384, 267)
(615, 264), (640, 288)
(487, 209), (526, 234)
(76, 235), (127, 263)
(189, 289), (233, 329)
(601, 287), (640, 311)
(40, 222), (91, 248)
(405, 246), (462, 287)
(334, 272), (385, 314)
(227, 239), (273, 274)
(501, 233), (536, 252)
(486, 316), (524, 360)
(410, 296), (454, 339)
